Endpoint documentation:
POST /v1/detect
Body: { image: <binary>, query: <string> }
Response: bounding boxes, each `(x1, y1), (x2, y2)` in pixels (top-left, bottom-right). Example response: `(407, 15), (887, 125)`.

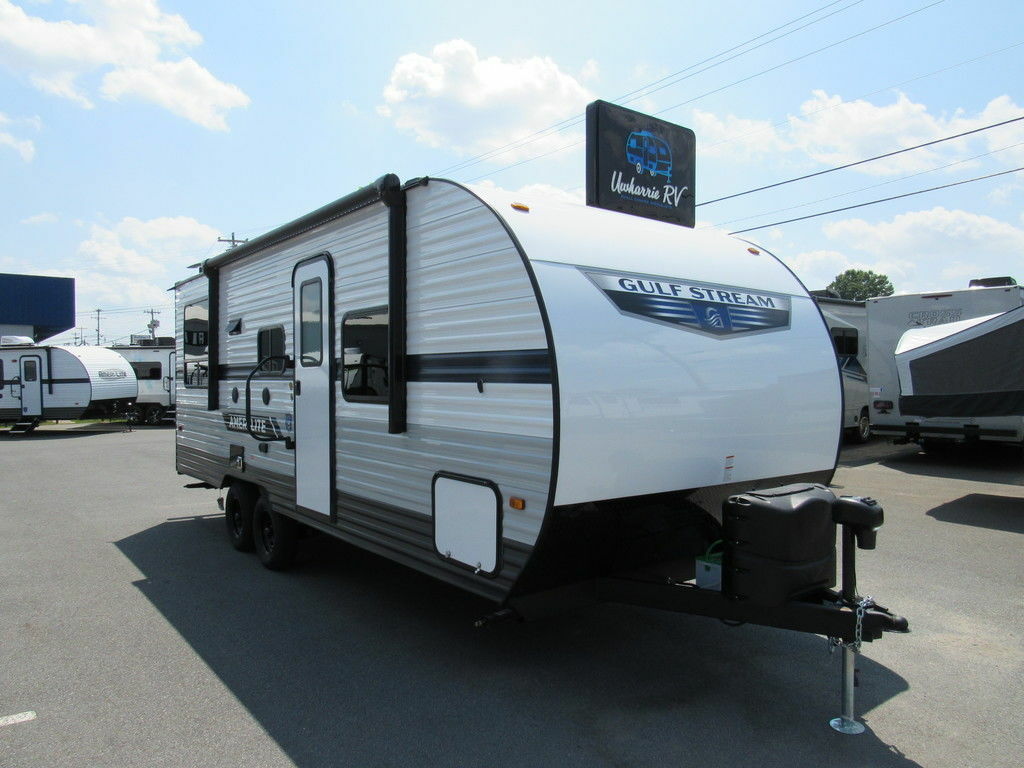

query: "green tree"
(827, 269), (894, 301)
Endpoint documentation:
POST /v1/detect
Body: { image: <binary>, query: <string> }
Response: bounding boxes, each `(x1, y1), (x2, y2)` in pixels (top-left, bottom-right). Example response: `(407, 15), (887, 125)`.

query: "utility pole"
(94, 309), (102, 345)
(145, 308), (161, 340)
(218, 232), (248, 248)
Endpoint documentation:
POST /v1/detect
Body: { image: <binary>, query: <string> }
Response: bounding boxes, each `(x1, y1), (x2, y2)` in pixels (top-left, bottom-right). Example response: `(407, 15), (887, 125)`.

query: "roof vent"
(968, 276), (1016, 288)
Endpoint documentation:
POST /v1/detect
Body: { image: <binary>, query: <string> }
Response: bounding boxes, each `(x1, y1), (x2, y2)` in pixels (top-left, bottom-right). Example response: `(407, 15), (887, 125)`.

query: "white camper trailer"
(866, 280), (1024, 446)
(816, 297), (870, 443)
(110, 339), (176, 424)
(174, 175), (906, 694)
(0, 337), (138, 433)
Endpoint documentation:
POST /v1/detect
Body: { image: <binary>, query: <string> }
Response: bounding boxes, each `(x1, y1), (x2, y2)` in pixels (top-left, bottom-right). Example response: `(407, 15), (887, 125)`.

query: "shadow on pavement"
(880, 443), (1023, 485)
(927, 493), (1024, 534)
(116, 515), (918, 768)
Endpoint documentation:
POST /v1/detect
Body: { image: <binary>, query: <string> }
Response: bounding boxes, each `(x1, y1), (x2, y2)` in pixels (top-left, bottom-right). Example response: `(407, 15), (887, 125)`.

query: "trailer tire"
(852, 409), (871, 443)
(253, 496), (297, 570)
(145, 406), (166, 425)
(225, 482), (257, 551)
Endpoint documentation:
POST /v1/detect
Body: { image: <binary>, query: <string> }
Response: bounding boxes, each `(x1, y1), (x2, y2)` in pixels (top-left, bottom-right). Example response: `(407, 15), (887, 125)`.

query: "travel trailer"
(174, 174), (906, 727)
(0, 337), (137, 433)
(110, 338), (176, 425)
(815, 296), (870, 443)
(866, 279), (1024, 446)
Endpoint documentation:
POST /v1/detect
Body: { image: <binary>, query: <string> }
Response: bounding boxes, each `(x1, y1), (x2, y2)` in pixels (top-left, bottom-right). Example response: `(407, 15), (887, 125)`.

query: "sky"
(1, 0), (1023, 344)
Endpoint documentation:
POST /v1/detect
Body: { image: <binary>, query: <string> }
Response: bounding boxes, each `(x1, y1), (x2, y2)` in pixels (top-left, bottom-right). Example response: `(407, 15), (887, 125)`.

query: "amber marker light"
(747, 247), (760, 255)
(511, 203), (530, 212)
(509, 497), (526, 510)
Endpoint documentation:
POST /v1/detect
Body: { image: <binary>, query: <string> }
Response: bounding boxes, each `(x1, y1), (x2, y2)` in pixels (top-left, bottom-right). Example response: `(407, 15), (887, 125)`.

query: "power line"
(700, 114), (1024, 206)
(705, 140), (1024, 229)
(457, 0), (944, 183)
(697, 39), (1024, 156)
(433, 0), (864, 178)
(651, 1), (944, 118)
(727, 166), (1024, 234)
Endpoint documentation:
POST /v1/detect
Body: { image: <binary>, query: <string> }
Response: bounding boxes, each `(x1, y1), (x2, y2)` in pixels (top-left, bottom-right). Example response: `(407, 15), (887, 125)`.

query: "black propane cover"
(722, 484), (837, 607)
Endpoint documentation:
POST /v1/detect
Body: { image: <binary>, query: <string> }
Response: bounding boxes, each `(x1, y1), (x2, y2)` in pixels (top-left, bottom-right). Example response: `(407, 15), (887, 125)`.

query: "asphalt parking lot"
(0, 426), (1021, 767)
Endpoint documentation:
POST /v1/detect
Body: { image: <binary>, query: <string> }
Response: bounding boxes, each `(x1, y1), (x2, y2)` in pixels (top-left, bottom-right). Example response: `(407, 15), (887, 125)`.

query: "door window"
(299, 279), (323, 367)
(23, 359), (38, 382)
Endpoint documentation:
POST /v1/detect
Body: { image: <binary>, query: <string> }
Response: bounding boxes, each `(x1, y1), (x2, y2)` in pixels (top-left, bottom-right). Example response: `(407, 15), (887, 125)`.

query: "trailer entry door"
(20, 356), (43, 417)
(293, 256), (334, 516)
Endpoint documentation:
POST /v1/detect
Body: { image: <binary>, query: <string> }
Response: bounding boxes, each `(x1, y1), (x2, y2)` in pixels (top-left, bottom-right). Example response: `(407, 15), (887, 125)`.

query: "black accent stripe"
(41, 377), (91, 384)
(407, 349), (551, 384)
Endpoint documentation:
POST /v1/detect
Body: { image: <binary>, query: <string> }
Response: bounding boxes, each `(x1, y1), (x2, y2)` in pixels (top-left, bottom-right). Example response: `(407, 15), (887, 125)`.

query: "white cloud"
(693, 108), (789, 160)
(21, 211), (57, 224)
(0, 110), (36, 160)
(379, 39), (594, 159)
(0, 0), (249, 130)
(697, 91), (1024, 176)
(788, 207), (1024, 292)
(78, 215), (219, 277)
(471, 179), (584, 205)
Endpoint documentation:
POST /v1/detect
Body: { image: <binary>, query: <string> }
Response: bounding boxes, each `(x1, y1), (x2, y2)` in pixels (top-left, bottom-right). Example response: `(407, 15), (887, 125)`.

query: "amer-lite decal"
(586, 270), (791, 336)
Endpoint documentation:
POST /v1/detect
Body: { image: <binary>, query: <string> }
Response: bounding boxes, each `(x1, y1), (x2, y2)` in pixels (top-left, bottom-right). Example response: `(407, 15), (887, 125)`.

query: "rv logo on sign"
(98, 368), (127, 379)
(586, 270), (791, 337)
(223, 412), (288, 439)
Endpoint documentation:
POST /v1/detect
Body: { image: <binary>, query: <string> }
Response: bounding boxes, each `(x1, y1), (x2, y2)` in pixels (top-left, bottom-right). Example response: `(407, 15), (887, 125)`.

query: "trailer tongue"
(493, 483), (908, 733)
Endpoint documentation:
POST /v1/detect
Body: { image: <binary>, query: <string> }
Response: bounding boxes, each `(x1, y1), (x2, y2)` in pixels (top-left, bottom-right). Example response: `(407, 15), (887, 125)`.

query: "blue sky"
(1, 0), (1022, 343)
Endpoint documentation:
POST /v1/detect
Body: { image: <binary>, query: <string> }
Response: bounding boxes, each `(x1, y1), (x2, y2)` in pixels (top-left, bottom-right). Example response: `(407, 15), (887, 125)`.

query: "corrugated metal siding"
(175, 181), (555, 597)
(63, 346), (138, 402)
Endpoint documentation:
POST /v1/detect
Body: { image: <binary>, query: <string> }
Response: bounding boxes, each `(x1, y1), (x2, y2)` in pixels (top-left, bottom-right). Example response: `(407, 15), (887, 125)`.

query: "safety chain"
(827, 594), (875, 655)
(854, 595), (874, 652)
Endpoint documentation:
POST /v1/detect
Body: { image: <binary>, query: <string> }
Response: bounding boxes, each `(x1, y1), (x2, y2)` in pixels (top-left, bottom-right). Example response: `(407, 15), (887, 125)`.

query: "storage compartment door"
(433, 474), (501, 576)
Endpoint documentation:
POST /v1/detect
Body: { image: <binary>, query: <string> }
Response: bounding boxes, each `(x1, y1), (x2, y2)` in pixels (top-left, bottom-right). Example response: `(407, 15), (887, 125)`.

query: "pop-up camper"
(174, 175), (906, 728)
(896, 305), (1024, 419)
(867, 279), (1024, 446)
(0, 338), (137, 432)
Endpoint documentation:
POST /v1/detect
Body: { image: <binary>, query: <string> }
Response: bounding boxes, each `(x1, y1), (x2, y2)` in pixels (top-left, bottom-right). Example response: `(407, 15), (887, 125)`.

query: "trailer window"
(830, 328), (859, 356)
(23, 359), (38, 382)
(129, 362), (162, 380)
(184, 300), (209, 388)
(257, 326), (286, 375)
(342, 307), (388, 402)
(299, 279), (323, 367)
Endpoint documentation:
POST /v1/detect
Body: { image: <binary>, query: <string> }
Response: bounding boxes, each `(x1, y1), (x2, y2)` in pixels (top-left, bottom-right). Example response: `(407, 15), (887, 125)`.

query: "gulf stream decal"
(586, 271), (791, 336)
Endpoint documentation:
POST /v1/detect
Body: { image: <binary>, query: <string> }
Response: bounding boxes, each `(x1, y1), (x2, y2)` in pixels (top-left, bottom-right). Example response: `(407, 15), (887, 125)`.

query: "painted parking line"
(0, 711), (37, 728)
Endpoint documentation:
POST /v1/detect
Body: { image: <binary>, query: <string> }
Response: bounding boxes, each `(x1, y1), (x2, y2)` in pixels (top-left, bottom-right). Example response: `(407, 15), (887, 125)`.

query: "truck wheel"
(225, 482), (257, 551)
(853, 410), (871, 443)
(253, 495), (297, 570)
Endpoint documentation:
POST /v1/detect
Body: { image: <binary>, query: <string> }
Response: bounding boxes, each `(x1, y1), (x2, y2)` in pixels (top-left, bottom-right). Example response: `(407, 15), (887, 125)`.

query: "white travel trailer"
(174, 175), (906, 720)
(110, 339), (176, 424)
(815, 296), (870, 442)
(866, 279), (1024, 446)
(0, 337), (138, 433)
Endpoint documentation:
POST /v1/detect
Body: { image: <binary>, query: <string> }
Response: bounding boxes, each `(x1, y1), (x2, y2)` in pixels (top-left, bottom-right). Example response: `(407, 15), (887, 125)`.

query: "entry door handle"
(294, 380), (301, 396)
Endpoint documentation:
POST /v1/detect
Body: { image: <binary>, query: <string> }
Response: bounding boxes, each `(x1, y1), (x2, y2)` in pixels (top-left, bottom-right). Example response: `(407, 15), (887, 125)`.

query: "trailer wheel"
(145, 406), (166, 426)
(225, 482), (257, 552)
(253, 495), (297, 570)
(852, 409), (871, 443)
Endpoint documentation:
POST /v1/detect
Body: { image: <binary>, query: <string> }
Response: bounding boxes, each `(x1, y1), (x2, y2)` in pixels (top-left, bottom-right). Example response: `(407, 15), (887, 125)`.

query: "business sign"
(586, 269), (790, 337)
(586, 100), (696, 227)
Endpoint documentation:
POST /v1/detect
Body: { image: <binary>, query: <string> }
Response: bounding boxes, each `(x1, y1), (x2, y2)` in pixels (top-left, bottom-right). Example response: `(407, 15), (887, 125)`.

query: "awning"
(896, 306), (1024, 417)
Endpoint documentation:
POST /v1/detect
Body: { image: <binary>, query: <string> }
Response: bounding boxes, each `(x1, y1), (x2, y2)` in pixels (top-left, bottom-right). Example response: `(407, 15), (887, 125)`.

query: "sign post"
(585, 100), (696, 228)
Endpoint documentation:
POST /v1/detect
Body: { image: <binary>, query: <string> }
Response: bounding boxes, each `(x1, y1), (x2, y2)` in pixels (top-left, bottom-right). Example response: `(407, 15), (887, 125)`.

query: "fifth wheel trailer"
(866, 280), (1024, 446)
(174, 174), (906, 725)
(0, 338), (137, 432)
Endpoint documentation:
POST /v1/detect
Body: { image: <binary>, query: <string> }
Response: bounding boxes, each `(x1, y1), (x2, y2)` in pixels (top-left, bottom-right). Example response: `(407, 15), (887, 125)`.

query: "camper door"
(19, 355), (43, 417)
(292, 255), (335, 516)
